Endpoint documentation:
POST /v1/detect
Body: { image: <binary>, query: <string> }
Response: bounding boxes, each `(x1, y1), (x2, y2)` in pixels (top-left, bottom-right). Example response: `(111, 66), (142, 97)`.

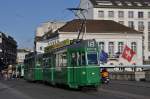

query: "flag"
(99, 50), (108, 63)
(122, 45), (136, 62)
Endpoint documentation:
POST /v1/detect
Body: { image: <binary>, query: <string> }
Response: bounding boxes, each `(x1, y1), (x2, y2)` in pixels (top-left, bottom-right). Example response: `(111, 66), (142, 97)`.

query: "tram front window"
(87, 53), (98, 65)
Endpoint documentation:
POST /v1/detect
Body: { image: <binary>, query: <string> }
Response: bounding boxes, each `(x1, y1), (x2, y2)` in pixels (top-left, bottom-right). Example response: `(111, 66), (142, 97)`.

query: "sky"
(0, 0), (80, 49)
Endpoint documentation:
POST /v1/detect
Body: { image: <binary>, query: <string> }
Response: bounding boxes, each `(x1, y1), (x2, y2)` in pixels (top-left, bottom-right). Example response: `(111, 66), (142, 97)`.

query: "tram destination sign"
(45, 39), (70, 52)
(86, 40), (97, 51)
(87, 48), (97, 51)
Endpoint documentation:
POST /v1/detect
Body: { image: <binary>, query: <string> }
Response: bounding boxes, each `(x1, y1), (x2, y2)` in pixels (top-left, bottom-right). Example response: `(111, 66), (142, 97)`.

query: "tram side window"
(58, 53), (67, 67)
(48, 57), (51, 67)
(43, 58), (49, 68)
(61, 52), (67, 67)
(38, 57), (43, 67)
(78, 52), (86, 66)
(31, 58), (34, 68)
(58, 54), (62, 67)
(81, 52), (86, 66)
(56, 54), (60, 67)
(56, 52), (67, 71)
(71, 53), (77, 66)
(56, 54), (61, 71)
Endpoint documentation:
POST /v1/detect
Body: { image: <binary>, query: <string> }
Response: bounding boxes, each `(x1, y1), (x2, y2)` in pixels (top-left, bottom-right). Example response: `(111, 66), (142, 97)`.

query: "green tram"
(24, 39), (101, 89)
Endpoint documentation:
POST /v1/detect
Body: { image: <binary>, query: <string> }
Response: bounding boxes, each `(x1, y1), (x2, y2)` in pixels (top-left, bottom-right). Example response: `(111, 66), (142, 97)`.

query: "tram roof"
(44, 39), (98, 53)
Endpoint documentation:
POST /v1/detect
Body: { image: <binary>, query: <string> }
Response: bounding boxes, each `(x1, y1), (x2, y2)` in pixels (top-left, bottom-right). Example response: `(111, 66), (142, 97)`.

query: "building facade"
(17, 49), (31, 64)
(35, 21), (66, 53)
(36, 19), (143, 69)
(79, 0), (150, 63)
(0, 32), (17, 66)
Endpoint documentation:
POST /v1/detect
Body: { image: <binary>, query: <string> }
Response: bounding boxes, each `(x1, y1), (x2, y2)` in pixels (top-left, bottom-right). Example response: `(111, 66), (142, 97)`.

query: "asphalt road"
(0, 79), (150, 99)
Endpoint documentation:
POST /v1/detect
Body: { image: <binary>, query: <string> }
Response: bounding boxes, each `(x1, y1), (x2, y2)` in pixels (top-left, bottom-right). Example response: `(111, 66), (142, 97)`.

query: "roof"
(43, 30), (59, 40)
(58, 19), (141, 34)
(89, 0), (150, 8)
(35, 30), (59, 42)
(35, 37), (43, 42)
(17, 49), (31, 53)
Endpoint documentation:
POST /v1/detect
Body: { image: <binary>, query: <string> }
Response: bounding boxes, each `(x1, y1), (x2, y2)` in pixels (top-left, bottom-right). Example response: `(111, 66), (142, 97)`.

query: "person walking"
(7, 64), (13, 80)
(0, 59), (5, 80)
(3, 69), (8, 80)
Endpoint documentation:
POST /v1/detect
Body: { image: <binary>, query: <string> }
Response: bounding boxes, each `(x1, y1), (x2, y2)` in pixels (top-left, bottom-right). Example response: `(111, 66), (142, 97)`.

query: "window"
(118, 42), (124, 54)
(61, 52), (67, 67)
(75, 52), (86, 66)
(81, 53), (86, 65)
(118, 21), (124, 25)
(98, 42), (105, 51)
(148, 32), (150, 51)
(118, 11), (124, 18)
(56, 54), (61, 71)
(125, 2), (132, 6)
(131, 42), (137, 52)
(148, 12), (150, 18)
(128, 11), (134, 18)
(108, 11), (114, 18)
(138, 21), (144, 31)
(55, 52), (67, 71)
(108, 42), (114, 58)
(40, 46), (43, 51)
(78, 52), (86, 66)
(145, 2), (150, 6)
(71, 53), (77, 66)
(135, 2), (142, 6)
(128, 21), (134, 29)
(116, 1), (122, 6)
(138, 12), (144, 18)
(97, 1), (113, 6)
(43, 58), (49, 68)
(98, 11), (104, 18)
(148, 22), (150, 31)
(87, 52), (98, 65)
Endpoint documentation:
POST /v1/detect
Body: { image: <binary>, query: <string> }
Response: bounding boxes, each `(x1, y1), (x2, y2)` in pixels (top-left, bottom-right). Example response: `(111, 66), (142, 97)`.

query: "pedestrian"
(7, 64), (13, 80)
(3, 69), (8, 80)
(12, 70), (16, 80)
(0, 68), (2, 80)
(0, 59), (5, 80)
(16, 70), (20, 80)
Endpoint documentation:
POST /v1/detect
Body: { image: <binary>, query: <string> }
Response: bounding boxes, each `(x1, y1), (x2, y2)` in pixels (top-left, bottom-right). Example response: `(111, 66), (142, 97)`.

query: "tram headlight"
(82, 71), (86, 75)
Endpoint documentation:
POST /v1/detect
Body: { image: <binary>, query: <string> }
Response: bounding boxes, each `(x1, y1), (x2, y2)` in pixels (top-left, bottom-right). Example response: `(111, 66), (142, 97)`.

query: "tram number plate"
(88, 41), (95, 47)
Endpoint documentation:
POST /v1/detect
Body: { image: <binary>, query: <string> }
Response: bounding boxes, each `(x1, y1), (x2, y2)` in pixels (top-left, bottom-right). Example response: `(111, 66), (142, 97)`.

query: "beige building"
(17, 49), (31, 64)
(79, 0), (150, 63)
(35, 21), (66, 53)
(35, 19), (143, 68)
(36, 21), (66, 37)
